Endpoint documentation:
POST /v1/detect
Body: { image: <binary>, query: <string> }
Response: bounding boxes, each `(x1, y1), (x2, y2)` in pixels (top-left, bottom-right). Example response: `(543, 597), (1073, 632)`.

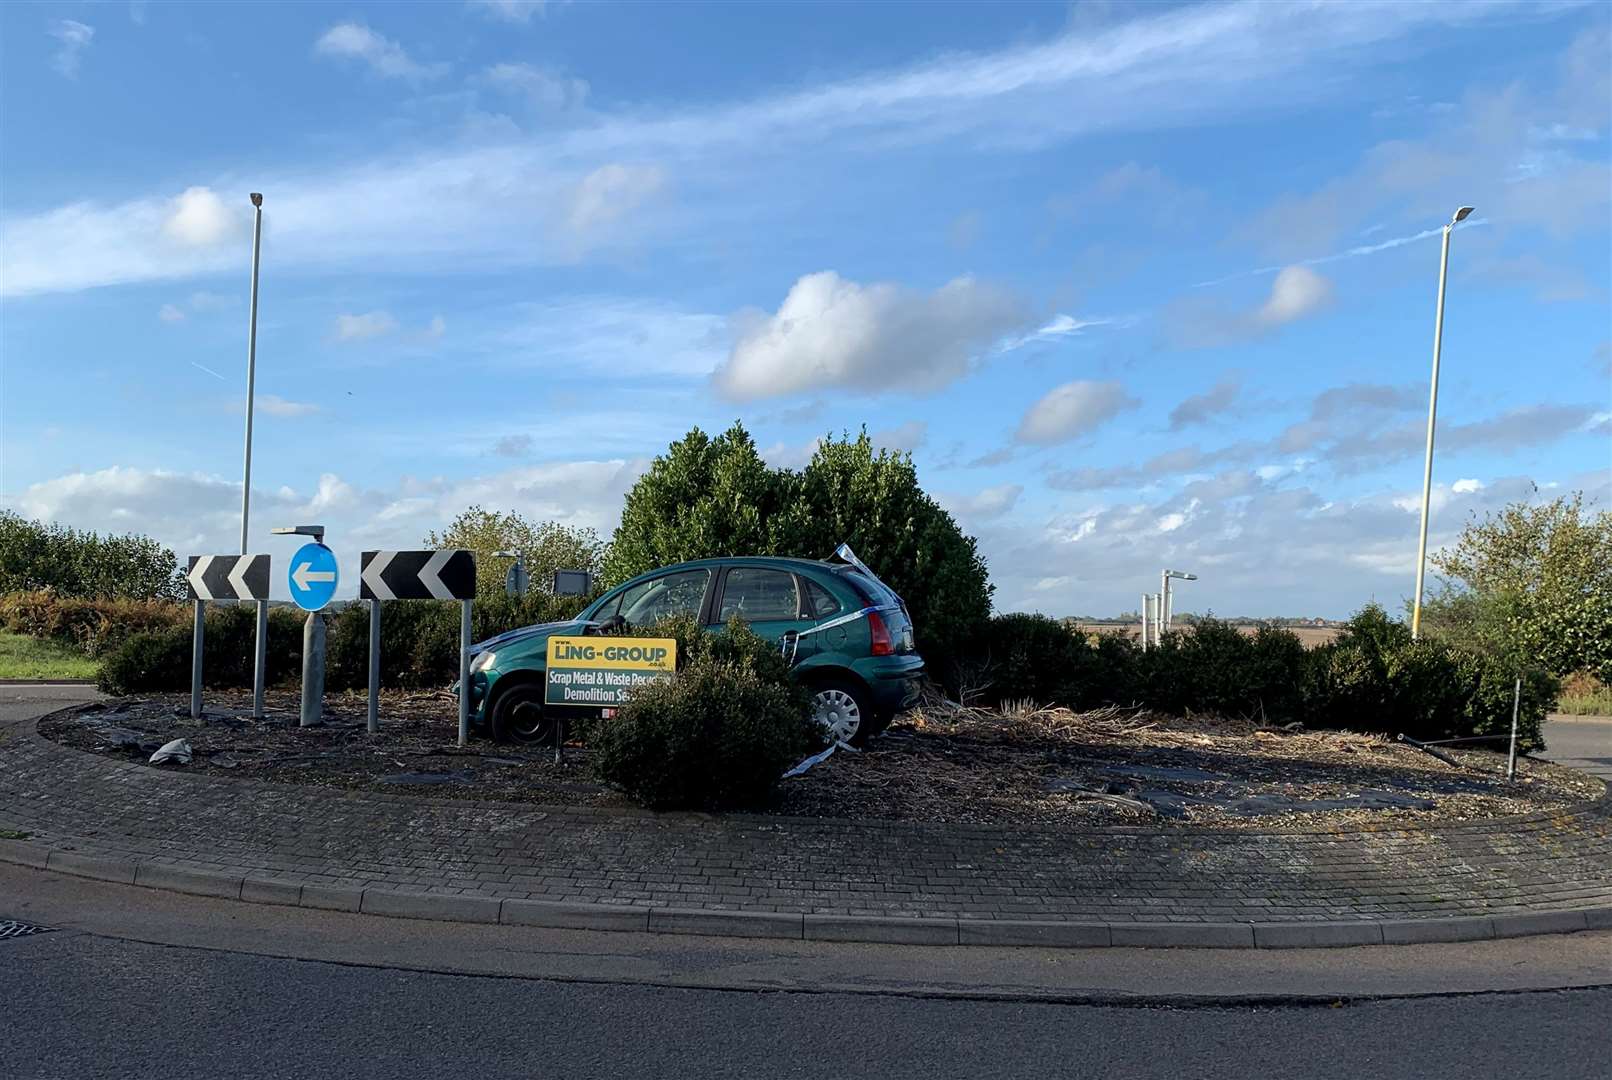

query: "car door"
(710, 566), (818, 658)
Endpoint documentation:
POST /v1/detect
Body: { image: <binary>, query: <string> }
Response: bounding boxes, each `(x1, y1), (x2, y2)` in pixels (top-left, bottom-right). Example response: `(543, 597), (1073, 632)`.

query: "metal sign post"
(274, 526), (334, 728)
(1507, 675), (1522, 782)
(359, 549), (478, 744)
(460, 599), (473, 747)
(367, 599), (381, 733)
(185, 554), (272, 719)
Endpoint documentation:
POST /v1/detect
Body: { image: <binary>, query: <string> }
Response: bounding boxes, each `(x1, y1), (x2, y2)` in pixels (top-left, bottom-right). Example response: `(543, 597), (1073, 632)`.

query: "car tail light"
(868, 611), (894, 656)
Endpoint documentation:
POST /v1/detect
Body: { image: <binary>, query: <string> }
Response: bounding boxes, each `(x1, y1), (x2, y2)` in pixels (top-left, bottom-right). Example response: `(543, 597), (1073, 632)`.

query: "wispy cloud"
(48, 20), (94, 79)
(4, 1), (1575, 298)
(1194, 219), (1491, 288)
(314, 23), (445, 81)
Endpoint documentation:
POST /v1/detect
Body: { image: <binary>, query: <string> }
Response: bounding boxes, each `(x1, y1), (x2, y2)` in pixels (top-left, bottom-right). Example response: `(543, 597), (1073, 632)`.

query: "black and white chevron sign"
(186, 554), (271, 601)
(359, 550), (477, 601)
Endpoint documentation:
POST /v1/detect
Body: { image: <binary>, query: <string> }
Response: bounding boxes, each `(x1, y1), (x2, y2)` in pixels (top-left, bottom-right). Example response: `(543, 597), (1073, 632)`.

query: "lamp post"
(240, 193), (264, 555)
(1411, 205), (1474, 640)
(1161, 569), (1198, 634)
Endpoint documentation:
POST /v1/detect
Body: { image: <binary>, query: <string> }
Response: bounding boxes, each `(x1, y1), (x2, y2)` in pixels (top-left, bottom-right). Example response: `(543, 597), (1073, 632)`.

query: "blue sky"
(2, 0), (1608, 617)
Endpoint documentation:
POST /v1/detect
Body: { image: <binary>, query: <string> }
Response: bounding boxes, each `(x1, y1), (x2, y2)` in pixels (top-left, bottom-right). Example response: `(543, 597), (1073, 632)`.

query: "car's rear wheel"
(490, 681), (558, 745)
(808, 677), (873, 746)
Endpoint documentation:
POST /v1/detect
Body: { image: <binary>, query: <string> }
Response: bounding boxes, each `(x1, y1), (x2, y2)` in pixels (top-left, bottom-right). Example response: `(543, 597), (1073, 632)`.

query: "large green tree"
(1420, 492), (1611, 681)
(606, 423), (993, 684)
(426, 507), (607, 600)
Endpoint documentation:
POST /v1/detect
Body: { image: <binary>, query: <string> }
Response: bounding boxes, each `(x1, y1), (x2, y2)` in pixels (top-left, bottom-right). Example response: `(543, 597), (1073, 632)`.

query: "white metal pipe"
(239, 194), (264, 555)
(1412, 222), (1453, 640)
(1140, 594), (1150, 650)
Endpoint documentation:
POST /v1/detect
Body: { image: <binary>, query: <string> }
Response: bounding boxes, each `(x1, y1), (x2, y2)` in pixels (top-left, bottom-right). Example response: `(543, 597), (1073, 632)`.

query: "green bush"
(0, 590), (187, 658)
(970, 614), (1091, 707)
(0, 511), (183, 600)
(588, 617), (820, 810)
(97, 604), (304, 694)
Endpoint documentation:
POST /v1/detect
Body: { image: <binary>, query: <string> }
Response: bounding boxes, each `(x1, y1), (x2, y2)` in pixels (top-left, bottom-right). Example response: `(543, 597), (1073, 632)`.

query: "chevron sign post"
(359, 550), (477, 743)
(184, 555), (272, 721)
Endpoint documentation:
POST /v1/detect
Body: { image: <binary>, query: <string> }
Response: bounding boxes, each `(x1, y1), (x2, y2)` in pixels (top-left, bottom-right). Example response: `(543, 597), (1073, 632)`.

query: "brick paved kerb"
(3, 708), (1610, 949)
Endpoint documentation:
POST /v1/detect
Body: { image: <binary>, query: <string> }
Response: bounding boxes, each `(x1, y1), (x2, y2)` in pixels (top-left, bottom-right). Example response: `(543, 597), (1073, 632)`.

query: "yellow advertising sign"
(545, 636), (677, 671)
(545, 635), (678, 707)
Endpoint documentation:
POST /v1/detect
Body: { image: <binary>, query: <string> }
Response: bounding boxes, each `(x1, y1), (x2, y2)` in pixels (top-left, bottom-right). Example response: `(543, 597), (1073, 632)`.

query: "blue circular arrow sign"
(288, 542), (339, 611)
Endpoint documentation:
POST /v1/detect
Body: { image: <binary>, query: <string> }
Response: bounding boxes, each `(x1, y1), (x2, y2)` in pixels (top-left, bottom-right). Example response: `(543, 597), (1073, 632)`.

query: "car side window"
(614, 569), (711, 627)
(802, 578), (842, 619)
(718, 568), (800, 622)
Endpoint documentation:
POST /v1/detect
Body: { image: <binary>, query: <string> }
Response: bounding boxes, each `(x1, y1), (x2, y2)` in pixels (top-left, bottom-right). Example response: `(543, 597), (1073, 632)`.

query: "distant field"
(0, 630), (97, 680)
(1075, 623), (1342, 648)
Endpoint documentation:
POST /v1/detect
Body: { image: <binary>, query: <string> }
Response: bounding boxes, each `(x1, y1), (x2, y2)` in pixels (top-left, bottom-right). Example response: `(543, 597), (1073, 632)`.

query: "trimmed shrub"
(0, 590), (187, 658)
(97, 604), (304, 694)
(588, 617), (820, 810)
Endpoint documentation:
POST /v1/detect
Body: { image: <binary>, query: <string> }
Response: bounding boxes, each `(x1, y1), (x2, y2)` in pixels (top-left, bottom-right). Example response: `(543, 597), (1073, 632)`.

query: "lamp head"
(1451, 206), (1474, 224)
(250, 192), (263, 208)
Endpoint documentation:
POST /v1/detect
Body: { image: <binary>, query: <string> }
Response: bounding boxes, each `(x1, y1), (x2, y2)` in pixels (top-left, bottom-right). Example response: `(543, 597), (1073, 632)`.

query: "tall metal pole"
(1160, 571), (1170, 637)
(1140, 593), (1150, 650)
(367, 599), (381, 734)
(240, 193), (264, 555)
(251, 599), (267, 719)
(190, 600), (205, 719)
(1412, 221), (1455, 639)
(1507, 675), (1521, 782)
(458, 599), (473, 747)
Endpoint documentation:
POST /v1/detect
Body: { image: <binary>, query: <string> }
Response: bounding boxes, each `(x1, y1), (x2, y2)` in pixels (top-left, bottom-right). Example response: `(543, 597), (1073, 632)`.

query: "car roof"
(613, 555), (849, 588)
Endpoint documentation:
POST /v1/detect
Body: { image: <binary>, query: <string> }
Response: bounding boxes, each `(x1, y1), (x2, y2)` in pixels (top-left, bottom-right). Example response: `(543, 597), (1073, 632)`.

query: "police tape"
(792, 603), (900, 640)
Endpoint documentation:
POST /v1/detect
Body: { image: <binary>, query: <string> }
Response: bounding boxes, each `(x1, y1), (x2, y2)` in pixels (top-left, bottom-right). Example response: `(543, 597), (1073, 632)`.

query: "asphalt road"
(1544, 714), (1612, 782)
(4, 926), (1609, 1080)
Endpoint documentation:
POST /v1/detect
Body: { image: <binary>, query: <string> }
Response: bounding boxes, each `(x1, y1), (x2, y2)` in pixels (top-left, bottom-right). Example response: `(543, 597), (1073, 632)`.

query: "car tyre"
(808, 676), (874, 747)
(490, 680), (559, 745)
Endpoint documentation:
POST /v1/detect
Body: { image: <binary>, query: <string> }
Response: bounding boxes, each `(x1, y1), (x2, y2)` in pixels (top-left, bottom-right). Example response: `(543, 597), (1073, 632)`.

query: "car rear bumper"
(862, 655), (925, 714)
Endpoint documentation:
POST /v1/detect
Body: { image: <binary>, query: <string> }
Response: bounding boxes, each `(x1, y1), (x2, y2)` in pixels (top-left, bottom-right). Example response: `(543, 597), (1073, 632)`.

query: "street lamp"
(1411, 205), (1474, 640)
(240, 193), (265, 555)
(1161, 569), (1198, 633)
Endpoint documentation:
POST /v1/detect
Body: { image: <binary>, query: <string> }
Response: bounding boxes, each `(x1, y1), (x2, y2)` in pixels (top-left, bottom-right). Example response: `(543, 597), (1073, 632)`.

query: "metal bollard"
(301, 610), (326, 727)
(252, 599), (268, 719)
(367, 598), (381, 733)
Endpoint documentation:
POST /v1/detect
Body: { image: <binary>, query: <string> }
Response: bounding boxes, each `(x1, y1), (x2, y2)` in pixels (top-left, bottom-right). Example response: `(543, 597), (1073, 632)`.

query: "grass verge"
(1555, 689), (1612, 717)
(0, 630), (98, 680)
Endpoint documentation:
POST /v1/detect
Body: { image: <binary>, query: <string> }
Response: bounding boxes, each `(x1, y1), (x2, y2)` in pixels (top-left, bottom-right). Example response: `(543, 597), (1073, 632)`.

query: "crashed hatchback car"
(461, 547), (923, 746)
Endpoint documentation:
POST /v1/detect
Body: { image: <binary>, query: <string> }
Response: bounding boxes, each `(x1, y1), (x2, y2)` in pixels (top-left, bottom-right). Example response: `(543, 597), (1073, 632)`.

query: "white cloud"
(6, 1), (1568, 298)
(10, 458), (644, 600)
(567, 163), (665, 233)
(1451, 478), (1485, 494)
(158, 304), (185, 323)
(481, 63), (589, 111)
(942, 484), (1023, 521)
(872, 420), (928, 453)
(715, 271), (1029, 400)
(334, 311), (398, 341)
(163, 187), (237, 248)
(48, 19), (94, 78)
(1015, 380), (1139, 445)
(469, 0), (552, 22)
(425, 315), (447, 339)
(314, 22), (444, 81)
(998, 313), (1111, 352)
(258, 395), (320, 418)
(1256, 266), (1334, 326)
(1169, 375), (1241, 430)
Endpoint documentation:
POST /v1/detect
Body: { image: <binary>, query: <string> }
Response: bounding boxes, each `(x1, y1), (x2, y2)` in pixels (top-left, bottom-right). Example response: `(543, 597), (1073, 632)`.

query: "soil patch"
(37, 692), (1603, 830)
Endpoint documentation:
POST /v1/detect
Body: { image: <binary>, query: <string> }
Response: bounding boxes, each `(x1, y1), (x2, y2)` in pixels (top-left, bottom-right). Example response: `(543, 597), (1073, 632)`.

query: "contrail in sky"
(190, 361), (226, 380)
(1193, 219), (1490, 289)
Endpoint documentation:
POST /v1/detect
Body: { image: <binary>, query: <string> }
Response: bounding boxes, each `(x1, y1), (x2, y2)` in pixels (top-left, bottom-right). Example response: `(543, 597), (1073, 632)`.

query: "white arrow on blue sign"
(288, 542), (339, 611)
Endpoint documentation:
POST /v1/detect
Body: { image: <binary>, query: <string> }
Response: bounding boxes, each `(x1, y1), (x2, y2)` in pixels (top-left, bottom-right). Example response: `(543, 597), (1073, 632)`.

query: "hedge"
(95, 591), (593, 695)
(968, 606), (1555, 750)
(0, 590), (187, 659)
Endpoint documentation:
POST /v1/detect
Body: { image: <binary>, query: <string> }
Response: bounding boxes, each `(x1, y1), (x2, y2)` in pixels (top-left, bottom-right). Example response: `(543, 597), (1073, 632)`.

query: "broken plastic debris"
(149, 738), (193, 765)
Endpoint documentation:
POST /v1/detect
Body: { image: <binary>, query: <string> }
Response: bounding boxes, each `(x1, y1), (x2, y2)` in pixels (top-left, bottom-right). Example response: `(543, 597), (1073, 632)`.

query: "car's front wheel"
(808, 677), (873, 746)
(490, 681), (559, 745)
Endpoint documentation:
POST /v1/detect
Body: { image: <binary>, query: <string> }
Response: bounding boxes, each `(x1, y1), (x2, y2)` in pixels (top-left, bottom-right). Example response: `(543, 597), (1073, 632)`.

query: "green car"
(462, 549), (924, 747)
